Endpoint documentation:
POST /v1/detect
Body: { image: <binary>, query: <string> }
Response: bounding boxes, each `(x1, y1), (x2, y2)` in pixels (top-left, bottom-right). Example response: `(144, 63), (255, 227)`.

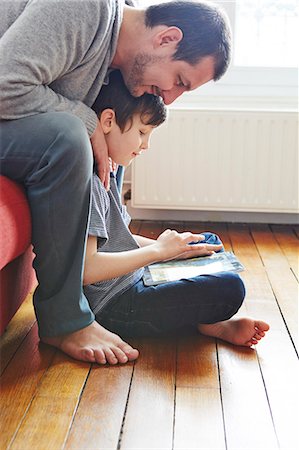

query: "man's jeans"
(96, 233), (246, 338)
(0, 112), (95, 337)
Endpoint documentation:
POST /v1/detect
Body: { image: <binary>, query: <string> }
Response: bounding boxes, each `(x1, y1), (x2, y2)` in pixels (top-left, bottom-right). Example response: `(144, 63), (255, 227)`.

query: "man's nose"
(162, 87), (185, 105)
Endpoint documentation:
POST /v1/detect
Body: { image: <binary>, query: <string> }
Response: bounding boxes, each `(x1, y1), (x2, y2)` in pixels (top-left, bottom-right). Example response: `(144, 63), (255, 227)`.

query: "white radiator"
(132, 109), (298, 213)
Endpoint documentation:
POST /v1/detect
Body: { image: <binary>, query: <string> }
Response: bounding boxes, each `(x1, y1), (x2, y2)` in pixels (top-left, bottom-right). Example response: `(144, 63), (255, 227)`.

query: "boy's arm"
(83, 235), (159, 285)
(132, 235), (156, 247)
(83, 229), (211, 285)
(83, 230), (222, 285)
(133, 234), (223, 261)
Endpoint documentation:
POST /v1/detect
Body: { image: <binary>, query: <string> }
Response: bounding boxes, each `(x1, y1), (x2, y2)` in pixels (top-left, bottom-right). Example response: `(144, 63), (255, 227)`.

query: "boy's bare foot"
(198, 317), (270, 347)
(41, 321), (139, 365)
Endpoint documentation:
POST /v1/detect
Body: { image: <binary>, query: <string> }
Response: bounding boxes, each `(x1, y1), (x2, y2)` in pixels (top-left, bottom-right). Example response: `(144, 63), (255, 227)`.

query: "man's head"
(92, 70), (167, 167)
(115, 1), (231, 105)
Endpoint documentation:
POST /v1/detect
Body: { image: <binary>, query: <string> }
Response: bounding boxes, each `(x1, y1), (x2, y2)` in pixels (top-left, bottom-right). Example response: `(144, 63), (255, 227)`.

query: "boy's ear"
(152, 26), (183, 50)
(99, 109), (116, 134)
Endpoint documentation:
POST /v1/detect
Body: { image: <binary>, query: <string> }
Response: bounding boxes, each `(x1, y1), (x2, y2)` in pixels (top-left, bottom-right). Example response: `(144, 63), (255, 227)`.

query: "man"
(0, 0), (231, 364)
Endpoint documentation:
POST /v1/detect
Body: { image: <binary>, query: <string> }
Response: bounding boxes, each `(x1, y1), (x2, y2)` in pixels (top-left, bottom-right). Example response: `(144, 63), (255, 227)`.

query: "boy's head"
(92, 70), (167, 167)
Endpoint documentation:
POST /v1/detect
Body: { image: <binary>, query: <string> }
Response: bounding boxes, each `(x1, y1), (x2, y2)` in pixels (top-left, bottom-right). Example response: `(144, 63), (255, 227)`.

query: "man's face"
(121, 53), (215, 105)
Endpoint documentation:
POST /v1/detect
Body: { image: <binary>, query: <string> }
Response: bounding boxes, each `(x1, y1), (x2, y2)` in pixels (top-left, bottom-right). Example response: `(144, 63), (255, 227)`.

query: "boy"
(82, 71), (269, 365)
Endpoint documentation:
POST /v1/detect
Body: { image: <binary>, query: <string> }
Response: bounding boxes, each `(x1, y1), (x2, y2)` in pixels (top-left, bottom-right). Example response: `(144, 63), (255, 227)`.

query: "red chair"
(0, 176), (37, 335)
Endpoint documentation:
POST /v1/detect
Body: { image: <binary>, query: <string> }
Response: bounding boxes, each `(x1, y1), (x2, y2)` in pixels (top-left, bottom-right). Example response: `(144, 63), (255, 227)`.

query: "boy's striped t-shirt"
(83, 173), (144, 315)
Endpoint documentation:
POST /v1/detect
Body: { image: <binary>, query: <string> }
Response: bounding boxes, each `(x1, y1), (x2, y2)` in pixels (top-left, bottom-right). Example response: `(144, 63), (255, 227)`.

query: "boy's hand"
(154, 229), (222, 261)
(172, 242), (223, 260)
(90, 120), (111, 190)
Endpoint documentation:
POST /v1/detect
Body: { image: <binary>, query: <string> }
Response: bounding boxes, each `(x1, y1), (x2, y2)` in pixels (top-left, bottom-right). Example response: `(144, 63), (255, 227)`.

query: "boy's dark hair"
(92, 70), (167, 132)
(144, 1), (232, 81)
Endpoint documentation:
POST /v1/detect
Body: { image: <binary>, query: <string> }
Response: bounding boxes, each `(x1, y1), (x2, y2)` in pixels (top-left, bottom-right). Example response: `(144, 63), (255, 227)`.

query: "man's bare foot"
(41, 321), (139, 365)
(198, 318), (270, 347)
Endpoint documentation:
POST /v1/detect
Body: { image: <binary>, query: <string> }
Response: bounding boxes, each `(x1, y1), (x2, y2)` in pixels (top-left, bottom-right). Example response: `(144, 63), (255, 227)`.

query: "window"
(234, 0), (298, 68)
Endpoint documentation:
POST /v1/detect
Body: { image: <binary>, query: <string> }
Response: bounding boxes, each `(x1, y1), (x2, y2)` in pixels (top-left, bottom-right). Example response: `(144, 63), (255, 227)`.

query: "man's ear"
(152, 26), (183, 50)
(99, 109), (116, 134)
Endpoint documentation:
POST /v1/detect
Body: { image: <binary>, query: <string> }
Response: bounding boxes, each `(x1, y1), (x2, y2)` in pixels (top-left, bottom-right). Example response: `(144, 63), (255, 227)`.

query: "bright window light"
(234, 0), (298, 68)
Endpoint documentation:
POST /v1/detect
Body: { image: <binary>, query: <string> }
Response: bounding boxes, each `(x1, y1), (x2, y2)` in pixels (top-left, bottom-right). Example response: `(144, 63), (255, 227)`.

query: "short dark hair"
(92, 70), (167, 132)
(145, 1), (232, 81)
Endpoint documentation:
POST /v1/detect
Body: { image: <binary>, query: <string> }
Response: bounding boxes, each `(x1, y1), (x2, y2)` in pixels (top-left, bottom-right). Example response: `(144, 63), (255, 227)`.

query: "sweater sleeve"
(0, 0), (102, 136)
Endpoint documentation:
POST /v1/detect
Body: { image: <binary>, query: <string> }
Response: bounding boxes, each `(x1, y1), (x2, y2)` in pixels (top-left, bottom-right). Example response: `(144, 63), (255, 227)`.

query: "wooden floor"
(0, 221), (298, 450)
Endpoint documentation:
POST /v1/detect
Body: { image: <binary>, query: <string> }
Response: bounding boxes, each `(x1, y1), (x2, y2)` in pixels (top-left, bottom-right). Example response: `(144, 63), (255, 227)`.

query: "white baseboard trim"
(126, 202), (299, 225)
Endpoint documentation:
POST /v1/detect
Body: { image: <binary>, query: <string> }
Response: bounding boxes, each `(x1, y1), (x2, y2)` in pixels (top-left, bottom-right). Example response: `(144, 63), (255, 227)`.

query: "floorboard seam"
(62, 363), (93, 450)
(117, 362), (136, 450)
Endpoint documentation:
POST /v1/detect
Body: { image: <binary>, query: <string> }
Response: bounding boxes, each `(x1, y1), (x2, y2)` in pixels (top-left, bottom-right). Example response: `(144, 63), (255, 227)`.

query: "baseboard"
(126, 201), (299, 225)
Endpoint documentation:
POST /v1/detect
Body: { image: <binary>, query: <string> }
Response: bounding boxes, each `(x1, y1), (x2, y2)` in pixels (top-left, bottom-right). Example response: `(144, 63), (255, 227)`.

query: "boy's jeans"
(0, 112), (95, 337)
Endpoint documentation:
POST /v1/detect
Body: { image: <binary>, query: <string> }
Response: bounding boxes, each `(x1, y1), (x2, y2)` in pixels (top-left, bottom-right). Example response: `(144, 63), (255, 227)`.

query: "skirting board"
(126, 201), (299, 225)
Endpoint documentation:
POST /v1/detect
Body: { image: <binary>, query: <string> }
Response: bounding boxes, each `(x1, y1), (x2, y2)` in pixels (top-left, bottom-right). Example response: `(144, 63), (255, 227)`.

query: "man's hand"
(90, 120), (111, 190)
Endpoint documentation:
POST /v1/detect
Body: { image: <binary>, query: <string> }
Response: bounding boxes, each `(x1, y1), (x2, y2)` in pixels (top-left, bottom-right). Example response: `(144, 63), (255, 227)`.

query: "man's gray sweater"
(0, 0), (132, 136)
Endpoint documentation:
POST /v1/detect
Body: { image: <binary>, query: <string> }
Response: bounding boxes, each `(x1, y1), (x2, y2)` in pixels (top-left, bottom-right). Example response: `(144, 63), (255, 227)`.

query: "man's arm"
(0, 0), (99, 135)
(0, 0), (113, 186)
(90, 121), (111, 190)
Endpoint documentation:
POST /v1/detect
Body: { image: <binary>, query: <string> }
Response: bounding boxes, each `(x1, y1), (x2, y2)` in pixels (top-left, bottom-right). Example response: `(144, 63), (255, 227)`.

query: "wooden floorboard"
(10, 352), (91, 450)
(270, 224), (299, 280)
(175, 335), (225, 450)
(0, 324), (55, 449)
(65, 363), (134, 450)
(1, 220), (298, 450)
(120, 338), (176, 450)
(218, 341), (279, 450)
(228, 223), (299, 450)
(0, 292), (36, 376)
(174, 387), (225, 450)
(250, 224), (298, 351)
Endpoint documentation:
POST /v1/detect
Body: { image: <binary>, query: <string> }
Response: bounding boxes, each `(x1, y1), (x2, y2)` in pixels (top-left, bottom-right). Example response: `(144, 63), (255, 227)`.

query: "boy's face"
(104, 113), (155, 167)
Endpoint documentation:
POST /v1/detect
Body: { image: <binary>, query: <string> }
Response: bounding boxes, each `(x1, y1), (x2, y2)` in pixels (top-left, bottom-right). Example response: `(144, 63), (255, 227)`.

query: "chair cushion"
(0, 176), (32, 270)
(0, 247), (36, 334)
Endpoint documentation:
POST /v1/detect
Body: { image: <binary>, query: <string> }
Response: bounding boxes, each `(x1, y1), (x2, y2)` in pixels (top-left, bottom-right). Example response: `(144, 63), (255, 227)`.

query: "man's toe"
(120, 342), (138, 358)
(93, 349), (107, 365)
(104, 348), (119, 365)
(78, 347), (95, 363)
(112, 346), (129, 364)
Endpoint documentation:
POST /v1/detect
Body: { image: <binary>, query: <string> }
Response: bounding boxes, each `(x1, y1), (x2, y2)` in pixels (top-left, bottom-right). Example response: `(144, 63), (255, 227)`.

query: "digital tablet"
(143, 251), (245, 286)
